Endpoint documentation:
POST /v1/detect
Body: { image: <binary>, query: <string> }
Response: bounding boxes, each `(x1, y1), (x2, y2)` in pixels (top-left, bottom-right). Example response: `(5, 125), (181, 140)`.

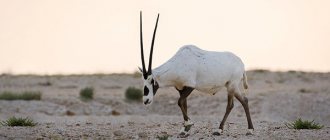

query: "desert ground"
(0, 70), (329, 139)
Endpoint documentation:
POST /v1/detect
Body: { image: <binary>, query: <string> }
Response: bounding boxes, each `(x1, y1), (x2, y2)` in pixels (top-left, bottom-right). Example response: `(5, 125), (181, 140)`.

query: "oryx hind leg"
(213, 83), (235, 136)
(233, 85), (254, 135)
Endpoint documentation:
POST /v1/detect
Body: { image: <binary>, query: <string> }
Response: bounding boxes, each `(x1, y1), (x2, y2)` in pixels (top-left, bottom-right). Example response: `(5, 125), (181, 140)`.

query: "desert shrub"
(156, 135), (170, 140)
(0, 91), (41, 100)
(125, 87), (142, 101)
(286, 118), (323, 129)
(80, 87), (94, 101)
(0, 117), (37, 127)
(288, 70), (298, 74)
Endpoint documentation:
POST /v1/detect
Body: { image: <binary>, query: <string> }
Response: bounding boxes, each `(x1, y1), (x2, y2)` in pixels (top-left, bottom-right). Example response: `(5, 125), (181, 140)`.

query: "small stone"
(113, 130), (123, 136)
(128, 121), (134, 125)
(112, 110), (120, 116)
(161, 131), (168, 135)
(66, 110), (75, 116)
(138, 132), (148, 138)
(212, 132), (221, 136)
(41, 133), (47, 137)
(66, 124), (73, 127)
(83, 133), (89, 137)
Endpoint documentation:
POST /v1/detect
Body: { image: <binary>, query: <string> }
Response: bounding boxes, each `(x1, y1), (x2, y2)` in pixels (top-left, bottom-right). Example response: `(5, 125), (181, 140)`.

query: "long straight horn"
(147, 13), (159, 74)
(140, 11), (147, 75)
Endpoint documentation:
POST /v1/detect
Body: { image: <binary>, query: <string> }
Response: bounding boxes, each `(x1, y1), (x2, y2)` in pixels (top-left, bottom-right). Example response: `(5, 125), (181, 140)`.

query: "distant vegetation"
(0, 117), (37, 127)
(132, 71), (142, 78)
(125, 87), (142, 101)
(286, 118), (323, 129)
(80, 87), (94, 101)
(0, 91), (41, 100)
(251, 69), (269, 73)
(38, 81), (52, 86)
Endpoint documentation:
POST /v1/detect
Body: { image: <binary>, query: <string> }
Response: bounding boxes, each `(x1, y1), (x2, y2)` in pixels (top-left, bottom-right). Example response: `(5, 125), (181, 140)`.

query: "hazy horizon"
(1, 0), (329, 74)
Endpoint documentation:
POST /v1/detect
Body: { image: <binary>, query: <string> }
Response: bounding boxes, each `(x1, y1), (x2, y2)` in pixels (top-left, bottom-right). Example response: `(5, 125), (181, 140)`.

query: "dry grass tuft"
(1, 117), (37, 127)
(286, 118), (323, 129)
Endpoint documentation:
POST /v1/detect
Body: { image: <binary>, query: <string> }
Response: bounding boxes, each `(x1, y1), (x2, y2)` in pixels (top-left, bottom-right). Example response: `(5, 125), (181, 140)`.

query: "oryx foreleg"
(177, 86), (194, 135)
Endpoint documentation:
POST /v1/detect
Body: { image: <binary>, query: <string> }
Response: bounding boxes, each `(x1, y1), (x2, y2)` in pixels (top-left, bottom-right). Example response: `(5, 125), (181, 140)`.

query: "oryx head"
(139, 12), (160, 105)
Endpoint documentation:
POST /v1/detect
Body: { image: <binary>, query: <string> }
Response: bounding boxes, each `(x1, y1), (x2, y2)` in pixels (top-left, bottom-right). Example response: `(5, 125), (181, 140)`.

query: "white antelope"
(139, 12), (254, 136)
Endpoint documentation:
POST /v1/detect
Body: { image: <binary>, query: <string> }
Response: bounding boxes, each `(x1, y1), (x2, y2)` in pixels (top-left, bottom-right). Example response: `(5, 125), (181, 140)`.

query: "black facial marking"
(144, 99), (149, 104)
(144, 86), (149, 96)
(153, 80), (159, 95)
(143, 73), (148, 79)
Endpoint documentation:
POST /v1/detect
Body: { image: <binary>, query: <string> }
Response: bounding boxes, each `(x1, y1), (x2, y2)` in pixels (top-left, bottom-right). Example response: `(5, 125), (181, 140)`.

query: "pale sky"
(0, 0), (329, 74)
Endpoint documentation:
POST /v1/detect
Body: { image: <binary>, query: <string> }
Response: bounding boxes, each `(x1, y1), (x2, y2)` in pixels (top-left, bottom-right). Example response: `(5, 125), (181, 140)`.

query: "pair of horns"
(140, 11), (159, 78)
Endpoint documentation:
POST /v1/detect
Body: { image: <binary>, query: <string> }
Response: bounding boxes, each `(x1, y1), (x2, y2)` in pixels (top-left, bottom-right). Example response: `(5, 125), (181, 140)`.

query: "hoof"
(178, 132), (189, 138)
(246, 129), (254, 136)
(212, 129), (223, 136)
(184, 124), (193, 132)
(177, 120), (194, 138)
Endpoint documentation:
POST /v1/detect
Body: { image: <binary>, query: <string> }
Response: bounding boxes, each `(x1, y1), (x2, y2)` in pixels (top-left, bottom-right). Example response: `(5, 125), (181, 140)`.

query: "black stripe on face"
(144, 86), (149, 96)
(152, 79), (159, 95)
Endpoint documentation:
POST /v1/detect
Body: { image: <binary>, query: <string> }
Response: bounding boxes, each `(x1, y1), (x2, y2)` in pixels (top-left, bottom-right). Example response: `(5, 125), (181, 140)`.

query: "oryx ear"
(138, 67), (143, 73)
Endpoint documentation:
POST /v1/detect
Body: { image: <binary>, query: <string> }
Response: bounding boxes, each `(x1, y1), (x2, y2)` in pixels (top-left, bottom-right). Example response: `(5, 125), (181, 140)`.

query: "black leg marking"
(235, 94), (254, 130)
(219, 94), (234, 130)
(177, 87), (194, 121)
(176, 86), (194, 137)
(213, 92), (234, 136)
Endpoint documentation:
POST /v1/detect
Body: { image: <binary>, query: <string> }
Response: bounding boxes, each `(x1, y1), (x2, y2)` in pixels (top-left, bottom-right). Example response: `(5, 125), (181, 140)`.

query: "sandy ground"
(0, 70), (329, 139)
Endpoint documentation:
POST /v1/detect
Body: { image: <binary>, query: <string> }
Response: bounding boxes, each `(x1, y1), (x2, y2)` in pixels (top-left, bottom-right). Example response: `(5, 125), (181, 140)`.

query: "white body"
(153, 45), (246, 94)
(139, 13), (254, 134)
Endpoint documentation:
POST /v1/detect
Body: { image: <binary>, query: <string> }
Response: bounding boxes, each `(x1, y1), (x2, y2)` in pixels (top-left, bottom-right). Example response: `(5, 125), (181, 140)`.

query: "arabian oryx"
(138, 12), (254, 136)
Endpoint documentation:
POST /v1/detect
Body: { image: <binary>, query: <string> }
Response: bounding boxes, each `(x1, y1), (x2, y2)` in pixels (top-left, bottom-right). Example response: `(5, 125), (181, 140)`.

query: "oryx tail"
(243, 72), (248, 89)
